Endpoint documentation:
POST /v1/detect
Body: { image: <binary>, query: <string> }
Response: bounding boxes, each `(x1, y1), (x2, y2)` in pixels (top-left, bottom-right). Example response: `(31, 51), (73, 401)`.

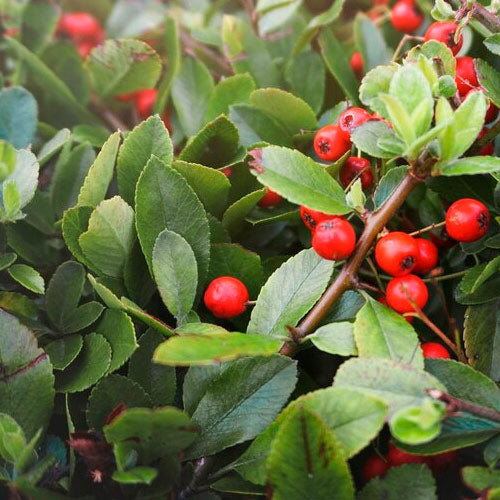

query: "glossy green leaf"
(45, 335), (83, 371)
(436, 156), (500, 176)
(351, 120), (396, 159)
(222, 189), (266, 236)
(306, 322), (357, 356)
(0, 87), (37, 149)
(8, 264), (44, 294)
(354, 13), (391, 72)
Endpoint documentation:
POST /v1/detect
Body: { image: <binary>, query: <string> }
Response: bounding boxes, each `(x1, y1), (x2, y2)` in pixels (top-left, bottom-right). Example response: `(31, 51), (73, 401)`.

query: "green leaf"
(113, 467), (158, 485)
(104, 407), (198, 464)
(249, 89), (317, 136)
(172, 160), (230, 217)
(77, 131), (121, 208)
(2, 181), (21, 220)
(222, 15), (279, 88)
(306, 322), (357, 356)
(0, 413), (29, 464)
(257, 0), (301, 35)
(117, 115), (173, 206)
(351, 120), (396, 159)
(154, 332), (281, 366)
(354, 13), (391, 72)
(461, 257), (500, 294)
(407, 41), (456, 78)
(179, 115), (240, 168)
(464, 301), (500, 381)
(353, 297), (423, 368)
(205, 73), (256, 122)
(319, 30), (360, 105)
(334, 358), (445, 416)
(476, 59), (500, 109)
(358, 464), (436, 500)
(20, 0), (60, 53)
(86, 374), (152, 429)
(51, 143), (96, 218)
(152, 230), (197, 324)
(135, 156), (210, 285)
(251, 146), (349, 214)
(55, 332), (111, 393)
(285, 51), (325, 115)
(154, 17), (181, 114)
(183, 355), (297, 459)
(248, 249), (334, 337)
(8, 264), (44, 294)
(359, 63), (398, 116)
(79, 196), (135, 278)
(45, 335), (83, 371)
(172, 57), (214, 136)
(232, 387), (387, 485)
(128, 329), (176, 406)
(267, 406), (354, 500)
(436, 156), (500, 176)
(37, 128), (71, 167)
(229, 104), (291, 147)
(95, 310), (137, 373)
(0, 310), (54, 438)
(463, 466), (500, 492)
(222, 188), (266, 236)
(378, 94), (415, 146)
(87, 39), (162, 97)
(425, 359), (500, 412)
(4, 37), (97, 125)
(485, 34), (500, 55)
(208, 243), (264, 299)
(0, 253), (16, 271)
(374, 166), (408, 209)
(294, 0), (346, 55)
(0, 87), (37, 149)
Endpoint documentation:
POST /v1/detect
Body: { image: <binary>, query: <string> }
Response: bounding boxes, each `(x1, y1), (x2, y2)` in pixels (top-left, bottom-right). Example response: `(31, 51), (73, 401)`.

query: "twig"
(409, 221), (446, 237)
(241, 0), (259, 35)
(366, 256), (385, 292)
(279, 171), (424, 356)
(89, 96), (129, 131)
(470, 2), (500, 33)
(392, 34), (425, 62)
(178, 456), (215, 499)
(427, 389), (500, 423)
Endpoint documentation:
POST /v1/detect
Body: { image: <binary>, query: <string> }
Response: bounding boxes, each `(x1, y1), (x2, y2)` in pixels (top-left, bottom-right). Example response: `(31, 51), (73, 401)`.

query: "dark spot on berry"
(447, 31), (457, 48)
(343, 115), (353, 130)
(401, 255), (415, 270)
(304, 213), (316, 228)
(322, 221), (335, 230)
(478, 211), (489, 231)
(318, 139), (331, 154)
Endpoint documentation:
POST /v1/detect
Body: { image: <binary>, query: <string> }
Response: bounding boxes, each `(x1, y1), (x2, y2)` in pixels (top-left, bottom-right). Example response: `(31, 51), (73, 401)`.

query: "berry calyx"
(340, 157), (373, 189)
(350, 52), (364, 79)
(445, 198), (490, 242)
(258, 188), (282, 208)
(338, 107), (373, 135)
(413, 238), (439, 275)
(312, 218), (356, 261)
(203, 277), (249, 319)
(363, 455), (389, 482)
(135, 88), (158, 119)
(421, 342), (451, 359)
(375, 232), (418, 276)
(314, 125), (352, 162)
(455, 57), (478, 97)
(424, 22), (463, 56)
(390, 0), (424, 33)
(386, 274), (429, 314)
(300, 206), (331, 231)
(478, 127), (495, 156)
(387, 443), (427, 466)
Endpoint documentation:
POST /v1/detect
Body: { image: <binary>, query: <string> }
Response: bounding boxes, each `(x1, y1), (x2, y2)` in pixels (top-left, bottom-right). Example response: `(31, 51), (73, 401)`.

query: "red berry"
(486, 101), (499, 124)
(350, 52), (364, 79)
(76, 41), (96, 58)
(386, 274), (429, 314)
(340, 157), (373, 190)
(58, 12), (102, 41)
(203, 276), (249, 319)
(314, 125), (352, 162)
(445, 198), (490, 242)
(478, 127), (495, 156)
(258, 188), (282, 208)
(430, 227), (456, 249)
(377, 295), (388, 306)
(390, 0), (424, 33)
(413, 238), (439, 275)
(387, 443), (427, 466)
(375, 232), (418, 276)
(135, 89), (158, 119)
(424, 22), (463, 56)
(116, 92), (138, 103)
(428, 451), (458, 474)
(363, 455), (389, 482)
(338, 107), (373, 135)
(312, 218), (356, 261)
(455, 57), (478, 97)
(221, 167), (232, 178)
(300, 206), (331, 231)
(421, 342), (450, 359)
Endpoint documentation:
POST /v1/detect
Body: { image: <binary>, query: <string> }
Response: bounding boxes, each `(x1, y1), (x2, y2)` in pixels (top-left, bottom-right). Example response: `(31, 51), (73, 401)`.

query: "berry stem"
(466, 1), (500, 34)
(408, 220), (446, 237)
(392, 34), (425, 62)
(366, 256), (386, 292)
(422, 270), (467, 282)
(279, 171), (423, 356)
(89, 95), (129, 131)
(427, 389), (500, 423)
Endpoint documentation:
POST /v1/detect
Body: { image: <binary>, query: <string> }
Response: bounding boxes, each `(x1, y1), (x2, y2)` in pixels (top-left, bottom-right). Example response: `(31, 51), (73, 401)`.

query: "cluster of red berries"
(56, 12), (104, 58)
(363, 443), (457, 482)
(117, 89), (172, 132)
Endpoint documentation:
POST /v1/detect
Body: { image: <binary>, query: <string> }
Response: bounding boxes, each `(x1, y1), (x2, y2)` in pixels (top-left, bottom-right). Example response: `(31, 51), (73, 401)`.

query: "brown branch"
(241, 0), (259, 35)
(279, 171), (423, 356)
(471, 2), (500, 34)
(427, 389), (500, 423)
